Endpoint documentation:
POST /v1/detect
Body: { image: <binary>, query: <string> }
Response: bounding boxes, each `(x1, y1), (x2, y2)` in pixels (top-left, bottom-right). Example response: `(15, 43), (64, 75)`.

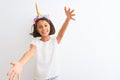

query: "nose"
(42, 26), (46, 30)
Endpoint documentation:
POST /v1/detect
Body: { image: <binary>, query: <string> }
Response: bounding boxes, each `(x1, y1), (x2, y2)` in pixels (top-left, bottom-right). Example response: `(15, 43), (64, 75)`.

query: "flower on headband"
(33, 15), (50, 23)
(33, 3), (50, 23)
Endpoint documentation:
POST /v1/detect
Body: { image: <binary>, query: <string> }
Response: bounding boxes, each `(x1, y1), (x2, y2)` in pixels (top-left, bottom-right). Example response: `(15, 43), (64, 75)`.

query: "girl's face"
(37, 20), (50, 37)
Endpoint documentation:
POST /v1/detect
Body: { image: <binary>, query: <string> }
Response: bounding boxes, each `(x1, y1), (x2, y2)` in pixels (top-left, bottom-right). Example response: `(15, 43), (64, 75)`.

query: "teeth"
(43, 31), (46, 33)
(42, 31), (47, 34)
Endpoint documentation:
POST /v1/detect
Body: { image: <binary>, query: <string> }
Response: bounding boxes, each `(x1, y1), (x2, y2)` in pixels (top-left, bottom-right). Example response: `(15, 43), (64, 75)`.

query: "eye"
(38, 26), (42, 29)
(45, 24), (48, 27)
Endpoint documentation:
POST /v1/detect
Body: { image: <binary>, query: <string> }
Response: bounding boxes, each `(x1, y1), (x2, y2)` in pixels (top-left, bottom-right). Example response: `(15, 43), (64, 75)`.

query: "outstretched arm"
(56, 6), (75, 44)
(7, 44), (36, 80)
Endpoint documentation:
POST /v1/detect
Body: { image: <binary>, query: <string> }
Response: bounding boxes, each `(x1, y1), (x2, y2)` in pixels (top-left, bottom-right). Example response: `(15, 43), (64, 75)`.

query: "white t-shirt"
(30, 37), (61, 80)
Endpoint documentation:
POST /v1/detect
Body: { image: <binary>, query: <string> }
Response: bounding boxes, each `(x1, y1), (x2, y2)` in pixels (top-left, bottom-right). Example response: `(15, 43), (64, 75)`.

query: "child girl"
(7, 5), (75, 80)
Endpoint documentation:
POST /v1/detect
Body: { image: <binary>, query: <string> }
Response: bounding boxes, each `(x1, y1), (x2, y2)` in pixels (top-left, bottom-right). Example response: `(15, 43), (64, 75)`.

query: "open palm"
(7, 62), (22, 80)
(64, 6), (75, 20)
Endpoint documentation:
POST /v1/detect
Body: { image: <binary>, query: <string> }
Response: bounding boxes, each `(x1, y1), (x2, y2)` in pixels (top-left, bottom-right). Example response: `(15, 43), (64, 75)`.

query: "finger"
(11, 71), (17, 80)
(64, 6), (66, 10)
(64, 6), (67, 13)
(71, 18), (76, 21)
(70, 9), (75, 13)
(7, 68), (14, 77)
(9, 71), (16, 80)
(70, 14), (75, 20)
(7, 62), (16, 76)
(18, 74), (21, 80)
(68, 8), (70, 12)
(13, 72), (17, 80)
(10, 62), (16, 66)
(71, 14), (76, 16)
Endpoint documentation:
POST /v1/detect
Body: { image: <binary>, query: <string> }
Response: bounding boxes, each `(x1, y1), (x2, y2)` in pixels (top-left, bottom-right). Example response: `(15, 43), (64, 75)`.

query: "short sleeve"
(30, 39), (37, 46)
(51, 36), (59, 45)
(54, 37), (58, 45)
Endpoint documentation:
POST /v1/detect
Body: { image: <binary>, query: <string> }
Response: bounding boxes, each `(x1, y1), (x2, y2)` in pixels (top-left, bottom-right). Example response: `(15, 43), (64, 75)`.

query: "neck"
(41, 36), (50, 42)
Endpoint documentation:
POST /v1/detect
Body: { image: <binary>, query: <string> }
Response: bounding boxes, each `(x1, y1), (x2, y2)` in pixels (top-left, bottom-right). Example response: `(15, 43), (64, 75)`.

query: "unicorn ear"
(35, 3), (41, 16)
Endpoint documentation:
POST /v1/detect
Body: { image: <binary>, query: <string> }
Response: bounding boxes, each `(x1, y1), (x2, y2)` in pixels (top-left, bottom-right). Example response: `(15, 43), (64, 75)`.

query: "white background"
(0, 0), (120, 80)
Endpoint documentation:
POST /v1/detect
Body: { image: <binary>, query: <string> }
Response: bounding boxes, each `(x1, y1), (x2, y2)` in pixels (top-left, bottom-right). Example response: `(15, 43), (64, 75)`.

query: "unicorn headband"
(33, 3), (50, 22)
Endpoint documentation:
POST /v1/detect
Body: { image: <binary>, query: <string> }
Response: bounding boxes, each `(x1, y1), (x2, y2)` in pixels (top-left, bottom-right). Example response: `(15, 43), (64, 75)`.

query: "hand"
(64, 6), (75, 20)
(7, 62), (23, 80)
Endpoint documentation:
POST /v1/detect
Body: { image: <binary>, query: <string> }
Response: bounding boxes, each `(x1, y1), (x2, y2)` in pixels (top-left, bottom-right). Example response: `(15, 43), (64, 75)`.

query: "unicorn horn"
(35, 3), (41, 16)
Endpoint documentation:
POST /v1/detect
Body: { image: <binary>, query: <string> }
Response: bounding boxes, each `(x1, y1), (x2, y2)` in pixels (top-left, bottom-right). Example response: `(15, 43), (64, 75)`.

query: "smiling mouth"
(42, 31), (47, 33)
(41, 30), (49, 35)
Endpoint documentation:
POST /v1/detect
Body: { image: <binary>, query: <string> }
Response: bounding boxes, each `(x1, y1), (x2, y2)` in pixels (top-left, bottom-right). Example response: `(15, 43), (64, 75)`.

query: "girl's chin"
(41, 34), (49, 37)
(40, 32), (50, 37)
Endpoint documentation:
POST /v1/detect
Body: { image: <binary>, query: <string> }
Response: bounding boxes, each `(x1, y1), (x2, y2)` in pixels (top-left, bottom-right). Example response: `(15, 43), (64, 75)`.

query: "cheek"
(48, 27), (50, 31)
(36, 28), (42, 34)
(48, 26), (51, 31)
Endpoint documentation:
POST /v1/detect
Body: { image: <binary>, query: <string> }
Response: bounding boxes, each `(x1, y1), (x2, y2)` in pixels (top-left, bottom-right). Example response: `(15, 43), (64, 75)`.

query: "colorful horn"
(35, 3), (41, 16)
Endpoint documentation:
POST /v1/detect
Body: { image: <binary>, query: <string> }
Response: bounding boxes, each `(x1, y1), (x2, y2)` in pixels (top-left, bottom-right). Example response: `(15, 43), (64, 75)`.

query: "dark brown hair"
(30, 17), (55, 37)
